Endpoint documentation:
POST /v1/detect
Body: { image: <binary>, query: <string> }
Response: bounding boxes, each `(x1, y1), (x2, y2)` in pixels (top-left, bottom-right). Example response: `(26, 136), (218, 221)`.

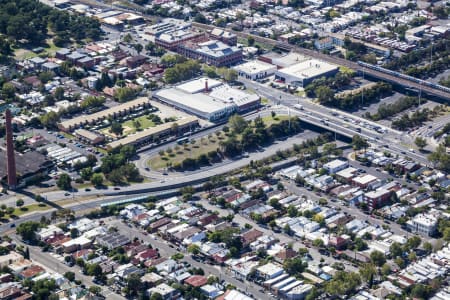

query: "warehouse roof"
(155, 88), (235, 114)
(74, 128), (104, 141)
(177, 77), (222, 94)
(276, 59), (338, 80)
(234, 60), (276, 75)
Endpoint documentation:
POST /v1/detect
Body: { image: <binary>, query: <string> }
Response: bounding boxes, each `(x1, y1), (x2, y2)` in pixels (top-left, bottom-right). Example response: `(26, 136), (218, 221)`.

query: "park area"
(100, 115), (157, 137)
(147, 114), (297, 171)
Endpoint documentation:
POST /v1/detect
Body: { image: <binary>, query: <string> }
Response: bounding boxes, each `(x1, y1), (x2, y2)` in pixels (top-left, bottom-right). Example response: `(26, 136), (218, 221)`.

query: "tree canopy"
(0, 0), (102, 45)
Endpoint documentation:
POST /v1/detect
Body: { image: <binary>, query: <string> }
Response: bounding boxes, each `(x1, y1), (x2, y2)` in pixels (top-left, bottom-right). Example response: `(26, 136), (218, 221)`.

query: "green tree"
(370, 250), (386, 267)
(359, 263), (376, 287)
(423, 242), (433, 254)
(325, 271), (361, 296)
(410, 284), (433, 299)
(126, 273), (142, 297)
(57, 173), (72, 190)
(352, 134), (369, 151)
(414, 137), (427, 150)
(381, 263), (391, 276)
(16, 199), (24, 207)
(80, 167), (93, 181)
(312, 238), (324, 248)
(389, 242), (403, 258)
(64, 271), (75, 281)
(110, 122), (124, 136)
(133, 43), (143, 54)
(315, 85), (334, 104)
(54, 87), (65, 100)
(39, 111), (60, 128)
(228, 114), (247, 134)
(89, 286), (102, 295)
(150, 293), (163, 300)
(90, 173), (103, 187)
(406, 236), (421, 250)
(16, 221), (40, 242)
(247, 36), (255, 46)
(283, 257), (307, 276)
(115, 87), (138, 103)
(187, 244), (200, 255)
(395, 257), (406, 269)
(2, 82), (16, 100)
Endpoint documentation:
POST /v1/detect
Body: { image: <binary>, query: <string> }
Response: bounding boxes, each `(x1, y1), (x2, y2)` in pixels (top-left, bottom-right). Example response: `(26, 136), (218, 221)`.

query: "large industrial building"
(274, 59), (339, 87)
(234, 60), (277, 80)
(154, 78), (260, 122)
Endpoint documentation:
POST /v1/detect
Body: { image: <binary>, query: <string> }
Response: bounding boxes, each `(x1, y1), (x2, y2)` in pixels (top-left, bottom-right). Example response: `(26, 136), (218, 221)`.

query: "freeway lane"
(241, 78), (430, 165)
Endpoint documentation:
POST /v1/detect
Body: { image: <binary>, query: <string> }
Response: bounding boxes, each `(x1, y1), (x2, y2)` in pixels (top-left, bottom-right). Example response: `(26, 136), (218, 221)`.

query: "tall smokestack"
(204, 79), (208, 93)
(5, 109), (17, 189)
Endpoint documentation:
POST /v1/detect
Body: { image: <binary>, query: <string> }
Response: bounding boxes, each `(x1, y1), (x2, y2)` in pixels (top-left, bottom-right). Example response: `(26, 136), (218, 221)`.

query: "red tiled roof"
(136, 249), (159, 260)
(20, 265), (45, 278)
(241, 229), (263, 245)
(184, 275), (208, 287)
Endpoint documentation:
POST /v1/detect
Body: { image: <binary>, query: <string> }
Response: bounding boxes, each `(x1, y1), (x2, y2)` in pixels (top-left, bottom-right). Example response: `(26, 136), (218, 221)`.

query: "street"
(108, 219), (274, 300)
(11, 235), (125, 300)
(196, 198), (358, 273)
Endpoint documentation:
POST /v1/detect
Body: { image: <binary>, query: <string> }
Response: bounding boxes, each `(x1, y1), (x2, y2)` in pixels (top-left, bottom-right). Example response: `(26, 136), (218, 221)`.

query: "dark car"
(113, 187), (120, 190)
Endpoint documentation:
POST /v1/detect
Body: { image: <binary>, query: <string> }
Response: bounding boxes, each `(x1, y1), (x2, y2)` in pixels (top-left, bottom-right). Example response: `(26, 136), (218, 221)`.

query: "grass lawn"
(14, 39), (61, 60)
(122, 116), (156, 135)
(12, 204), (50, 217)
(147, 115), (291, 171)
(261, 115), (290, 126)
(261, 97), (270, 105)
(61, 132), (75, 140)
(14, 48), (37, 60)
(102, 115), (156, 137)
(148, 138), (222, 170)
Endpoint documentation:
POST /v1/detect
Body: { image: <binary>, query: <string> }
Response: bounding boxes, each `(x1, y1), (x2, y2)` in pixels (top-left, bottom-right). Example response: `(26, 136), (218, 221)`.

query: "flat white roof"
(209, 85), (260, 106)
(257, 262), (284, 276)
(156, 88), (234, 114)
(353, 174), (378, 185)
(234, 60), (276, 75)
(324, 159), (348, 169)
(177, 77), (222, 94)
(336, 167), (357, 178)
(276, 59), (338, 80)
(410, 213), (438, 226)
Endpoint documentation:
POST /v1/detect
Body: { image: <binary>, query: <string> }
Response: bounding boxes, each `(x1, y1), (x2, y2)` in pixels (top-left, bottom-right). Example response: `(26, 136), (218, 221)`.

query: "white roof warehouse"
(154, 77), (260, 122)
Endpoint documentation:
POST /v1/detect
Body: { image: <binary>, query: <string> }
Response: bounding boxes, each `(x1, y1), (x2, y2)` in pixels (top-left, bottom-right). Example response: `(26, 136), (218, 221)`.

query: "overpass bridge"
(193, 23), (450, 102)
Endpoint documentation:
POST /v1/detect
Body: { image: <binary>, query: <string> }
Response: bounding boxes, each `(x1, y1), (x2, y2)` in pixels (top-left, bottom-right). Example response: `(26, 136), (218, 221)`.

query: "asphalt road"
(241, 78), (431, 165)
(196, 198), (358, 273)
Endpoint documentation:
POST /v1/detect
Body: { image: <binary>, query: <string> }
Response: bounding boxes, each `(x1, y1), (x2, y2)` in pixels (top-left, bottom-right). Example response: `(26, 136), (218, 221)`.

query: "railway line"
(193, 22), (450, 102)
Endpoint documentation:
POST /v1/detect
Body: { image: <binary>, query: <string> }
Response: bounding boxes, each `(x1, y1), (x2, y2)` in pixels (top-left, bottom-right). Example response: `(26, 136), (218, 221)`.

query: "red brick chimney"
(5, 109), (17, 189)
(204, 79), (208, 93)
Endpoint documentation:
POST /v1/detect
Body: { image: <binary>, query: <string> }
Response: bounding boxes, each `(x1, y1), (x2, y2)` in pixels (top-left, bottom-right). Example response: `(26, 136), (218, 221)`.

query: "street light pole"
(361, 67), (365, 106)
